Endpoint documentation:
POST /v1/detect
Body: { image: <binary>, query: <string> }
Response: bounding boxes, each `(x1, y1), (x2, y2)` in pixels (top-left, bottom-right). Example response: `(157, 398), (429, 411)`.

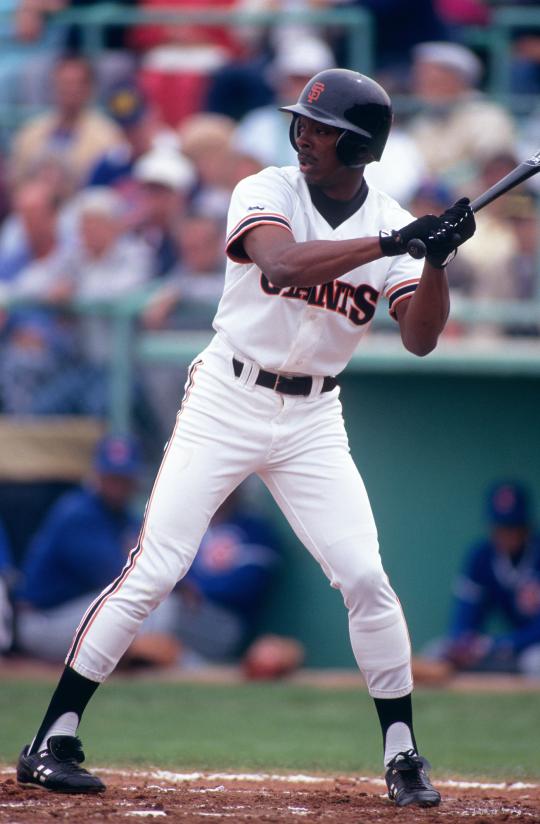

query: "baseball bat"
(407, 149), (540, 260)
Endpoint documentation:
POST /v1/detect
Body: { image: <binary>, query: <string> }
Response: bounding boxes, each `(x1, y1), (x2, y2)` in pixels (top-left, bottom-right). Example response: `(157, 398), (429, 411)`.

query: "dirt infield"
(1, 770), (540, 822)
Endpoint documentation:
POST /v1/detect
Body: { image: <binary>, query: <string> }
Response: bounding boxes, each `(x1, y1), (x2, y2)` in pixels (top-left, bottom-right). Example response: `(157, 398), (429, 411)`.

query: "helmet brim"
(279, 103), (372, 140)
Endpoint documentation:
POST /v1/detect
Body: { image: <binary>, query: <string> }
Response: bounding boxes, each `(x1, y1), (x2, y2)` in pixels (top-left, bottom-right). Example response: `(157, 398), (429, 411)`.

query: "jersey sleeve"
(226, 168), (295, 263)
(380, 203), (424, 320)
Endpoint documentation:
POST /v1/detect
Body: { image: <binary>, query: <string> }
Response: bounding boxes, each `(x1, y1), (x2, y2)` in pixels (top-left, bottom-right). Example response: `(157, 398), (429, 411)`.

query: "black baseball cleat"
(385, 749), (441, 807)
(17, 735), (106, 794)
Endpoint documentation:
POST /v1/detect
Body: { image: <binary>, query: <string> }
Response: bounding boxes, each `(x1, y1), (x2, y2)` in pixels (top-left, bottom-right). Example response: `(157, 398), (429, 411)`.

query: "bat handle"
(407, 238), (427, 259)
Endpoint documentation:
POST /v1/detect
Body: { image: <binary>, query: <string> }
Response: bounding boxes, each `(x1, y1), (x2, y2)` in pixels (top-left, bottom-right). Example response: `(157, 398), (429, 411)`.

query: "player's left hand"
(425, 198), (476, 268)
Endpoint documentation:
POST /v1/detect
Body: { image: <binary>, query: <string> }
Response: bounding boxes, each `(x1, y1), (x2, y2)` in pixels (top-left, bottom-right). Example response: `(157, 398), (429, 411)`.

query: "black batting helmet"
(279, 68), (392, 167)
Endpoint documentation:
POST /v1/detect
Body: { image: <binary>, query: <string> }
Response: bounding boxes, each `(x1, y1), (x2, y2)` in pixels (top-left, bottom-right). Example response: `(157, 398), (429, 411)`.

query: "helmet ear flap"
(289, 115), (300, 152)
(336, 131), (372, 167)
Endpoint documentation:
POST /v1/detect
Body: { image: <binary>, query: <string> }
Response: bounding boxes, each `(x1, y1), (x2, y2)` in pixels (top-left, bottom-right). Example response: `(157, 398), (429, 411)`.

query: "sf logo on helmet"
(307, 82), (325, 103)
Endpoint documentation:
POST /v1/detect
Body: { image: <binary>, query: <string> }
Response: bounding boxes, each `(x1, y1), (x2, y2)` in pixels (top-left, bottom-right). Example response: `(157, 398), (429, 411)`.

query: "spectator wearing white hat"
(132, 147), (196, 278)
(233, 36), (336, 168)
(408, 41), (517, 187)
(49, 187), (153, 365)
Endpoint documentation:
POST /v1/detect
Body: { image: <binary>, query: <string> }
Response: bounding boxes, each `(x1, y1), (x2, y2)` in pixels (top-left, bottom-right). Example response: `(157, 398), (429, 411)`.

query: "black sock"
(29, 666), (100, 754)
(373, 694), (417, 754)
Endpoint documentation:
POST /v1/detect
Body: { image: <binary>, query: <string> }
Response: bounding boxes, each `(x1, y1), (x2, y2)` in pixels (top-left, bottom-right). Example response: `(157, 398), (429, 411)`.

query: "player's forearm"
(397, 263), (450, 356)
(251, 236), (383, 288)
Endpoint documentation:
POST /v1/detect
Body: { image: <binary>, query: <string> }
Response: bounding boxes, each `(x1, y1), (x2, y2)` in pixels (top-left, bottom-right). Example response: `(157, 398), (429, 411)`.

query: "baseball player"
(17, 68), (475, 806)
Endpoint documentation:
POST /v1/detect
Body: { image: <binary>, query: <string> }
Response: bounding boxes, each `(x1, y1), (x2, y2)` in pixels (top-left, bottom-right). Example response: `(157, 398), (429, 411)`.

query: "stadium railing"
(1, 4), (540, 122)
(2, 293), (540, 434)
(0, 3), (371, 131)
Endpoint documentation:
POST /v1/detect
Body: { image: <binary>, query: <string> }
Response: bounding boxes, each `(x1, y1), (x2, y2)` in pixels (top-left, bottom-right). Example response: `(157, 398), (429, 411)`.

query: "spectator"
(455, 153), (540, 324)
(142, 213), (225, 331)
(87, 81), (178, 190)
(407, 42), (517, 188)
(51, 187), (153, 365)
(14, 434), (170, 664)
(364, 127), (427, 206)
(434, 482), (540, 678)
(0, 517), (14, 656)
(141, 212), (225, 436)
(348, 0), (448, 87)
(10, 55), (124, 186)
(0, 1), (65, 110)
(0, 180), (70, 302)
(0, 154), (77, 263)
(179, 113), (237, 220)
(9, 1), (136, 104)
(132, 146), (196, 277)
(459, 191), (539, 305)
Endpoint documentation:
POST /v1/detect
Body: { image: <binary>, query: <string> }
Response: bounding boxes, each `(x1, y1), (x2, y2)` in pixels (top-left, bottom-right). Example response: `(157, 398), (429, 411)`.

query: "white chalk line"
(111, 770), (540, 792)
(1, 767), (537, 792)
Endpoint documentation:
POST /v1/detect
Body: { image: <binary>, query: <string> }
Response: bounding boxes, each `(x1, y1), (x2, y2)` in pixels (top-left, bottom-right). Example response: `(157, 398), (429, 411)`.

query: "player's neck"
(315, 169), (366, 202)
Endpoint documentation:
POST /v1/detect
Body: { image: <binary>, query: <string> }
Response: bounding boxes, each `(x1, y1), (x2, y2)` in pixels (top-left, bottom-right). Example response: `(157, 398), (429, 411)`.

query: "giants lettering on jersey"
(260, 273), (378, 326)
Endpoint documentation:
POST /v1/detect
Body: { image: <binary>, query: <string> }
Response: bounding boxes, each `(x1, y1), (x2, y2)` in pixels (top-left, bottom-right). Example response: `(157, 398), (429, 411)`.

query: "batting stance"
(17, 69), (475, 806)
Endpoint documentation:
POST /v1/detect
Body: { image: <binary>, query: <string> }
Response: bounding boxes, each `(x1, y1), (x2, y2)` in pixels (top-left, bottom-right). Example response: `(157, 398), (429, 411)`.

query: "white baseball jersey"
(213, 165), (423, 377)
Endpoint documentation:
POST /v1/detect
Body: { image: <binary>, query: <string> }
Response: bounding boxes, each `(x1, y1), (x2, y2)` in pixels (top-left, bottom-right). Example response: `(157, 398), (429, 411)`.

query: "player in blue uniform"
(446, 482), (540, 676)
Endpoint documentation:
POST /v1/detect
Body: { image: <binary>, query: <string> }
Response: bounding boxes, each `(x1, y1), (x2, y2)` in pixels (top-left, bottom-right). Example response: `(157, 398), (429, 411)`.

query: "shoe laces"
(388, 749), (430, 790)
(48, 735), (85, 765)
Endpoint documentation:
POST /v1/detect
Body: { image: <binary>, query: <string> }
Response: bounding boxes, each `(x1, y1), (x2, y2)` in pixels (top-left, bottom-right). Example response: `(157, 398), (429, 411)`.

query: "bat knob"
(407, 238), (427, 259)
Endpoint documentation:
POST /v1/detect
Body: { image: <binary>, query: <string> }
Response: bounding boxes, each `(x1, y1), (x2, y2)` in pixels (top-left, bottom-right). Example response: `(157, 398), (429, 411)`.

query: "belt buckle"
(274, 373), (294, 392)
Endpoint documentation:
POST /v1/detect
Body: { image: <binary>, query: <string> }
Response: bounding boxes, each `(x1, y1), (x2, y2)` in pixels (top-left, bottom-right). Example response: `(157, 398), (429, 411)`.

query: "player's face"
(295, 116), (349, 188)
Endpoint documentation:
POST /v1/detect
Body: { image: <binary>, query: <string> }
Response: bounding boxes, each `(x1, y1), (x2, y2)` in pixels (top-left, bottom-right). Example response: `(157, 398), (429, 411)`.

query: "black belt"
(233, 357), (337, 396)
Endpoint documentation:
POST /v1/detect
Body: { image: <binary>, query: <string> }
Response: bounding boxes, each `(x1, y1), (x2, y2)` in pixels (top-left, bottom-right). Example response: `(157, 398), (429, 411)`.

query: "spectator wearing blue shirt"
(15, 434), (143, 663)
(444, 482), (540, 677)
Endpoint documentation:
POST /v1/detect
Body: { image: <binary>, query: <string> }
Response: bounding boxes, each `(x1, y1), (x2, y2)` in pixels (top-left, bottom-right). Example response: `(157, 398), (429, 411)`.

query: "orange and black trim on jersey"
(66, 359), (203, 672)
(385, 278), (420, 319)
(226, 213), (293, 263)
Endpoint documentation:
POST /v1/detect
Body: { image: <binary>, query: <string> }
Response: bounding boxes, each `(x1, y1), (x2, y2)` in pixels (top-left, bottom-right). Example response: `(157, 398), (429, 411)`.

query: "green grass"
(2, 679), (540, 780)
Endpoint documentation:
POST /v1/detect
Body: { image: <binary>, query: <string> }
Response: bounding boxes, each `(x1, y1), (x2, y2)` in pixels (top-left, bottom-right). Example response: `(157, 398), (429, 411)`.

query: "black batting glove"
(425, 197), (476, 268)
(379, 214), (440, 256)
(439, 197), (476, 241)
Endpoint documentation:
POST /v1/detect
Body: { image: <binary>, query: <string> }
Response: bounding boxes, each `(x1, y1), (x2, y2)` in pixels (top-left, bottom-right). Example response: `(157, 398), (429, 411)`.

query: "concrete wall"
(258, 369), (540, 667)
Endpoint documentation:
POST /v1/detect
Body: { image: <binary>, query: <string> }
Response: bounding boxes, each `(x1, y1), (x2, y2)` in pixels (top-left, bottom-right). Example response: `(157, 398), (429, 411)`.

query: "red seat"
(140, 67), (210, 127)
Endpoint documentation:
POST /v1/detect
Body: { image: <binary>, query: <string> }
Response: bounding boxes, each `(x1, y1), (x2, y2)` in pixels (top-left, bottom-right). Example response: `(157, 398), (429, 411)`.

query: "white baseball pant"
(66, 335), (412, 698)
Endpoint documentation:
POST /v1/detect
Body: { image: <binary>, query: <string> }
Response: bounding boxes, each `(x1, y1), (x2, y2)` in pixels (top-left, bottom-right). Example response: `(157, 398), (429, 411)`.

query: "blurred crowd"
(0, 0), (539, 424)
(1, 0), (538, 677)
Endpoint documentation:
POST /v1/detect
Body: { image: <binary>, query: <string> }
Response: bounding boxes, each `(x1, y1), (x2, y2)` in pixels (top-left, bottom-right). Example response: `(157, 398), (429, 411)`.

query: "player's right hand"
(424, 198), (476, 268)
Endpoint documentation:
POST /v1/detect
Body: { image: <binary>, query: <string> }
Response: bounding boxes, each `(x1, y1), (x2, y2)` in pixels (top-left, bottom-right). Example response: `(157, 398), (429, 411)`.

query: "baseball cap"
(413, 41), (483, 86)
(486, 482), (530, 527)
(133, 148), (196, 192)
(93, 434), (141, 477)
(105, 82), (147, 127)
(75, 186), (125, 219)
(270, 36), (335, 82)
